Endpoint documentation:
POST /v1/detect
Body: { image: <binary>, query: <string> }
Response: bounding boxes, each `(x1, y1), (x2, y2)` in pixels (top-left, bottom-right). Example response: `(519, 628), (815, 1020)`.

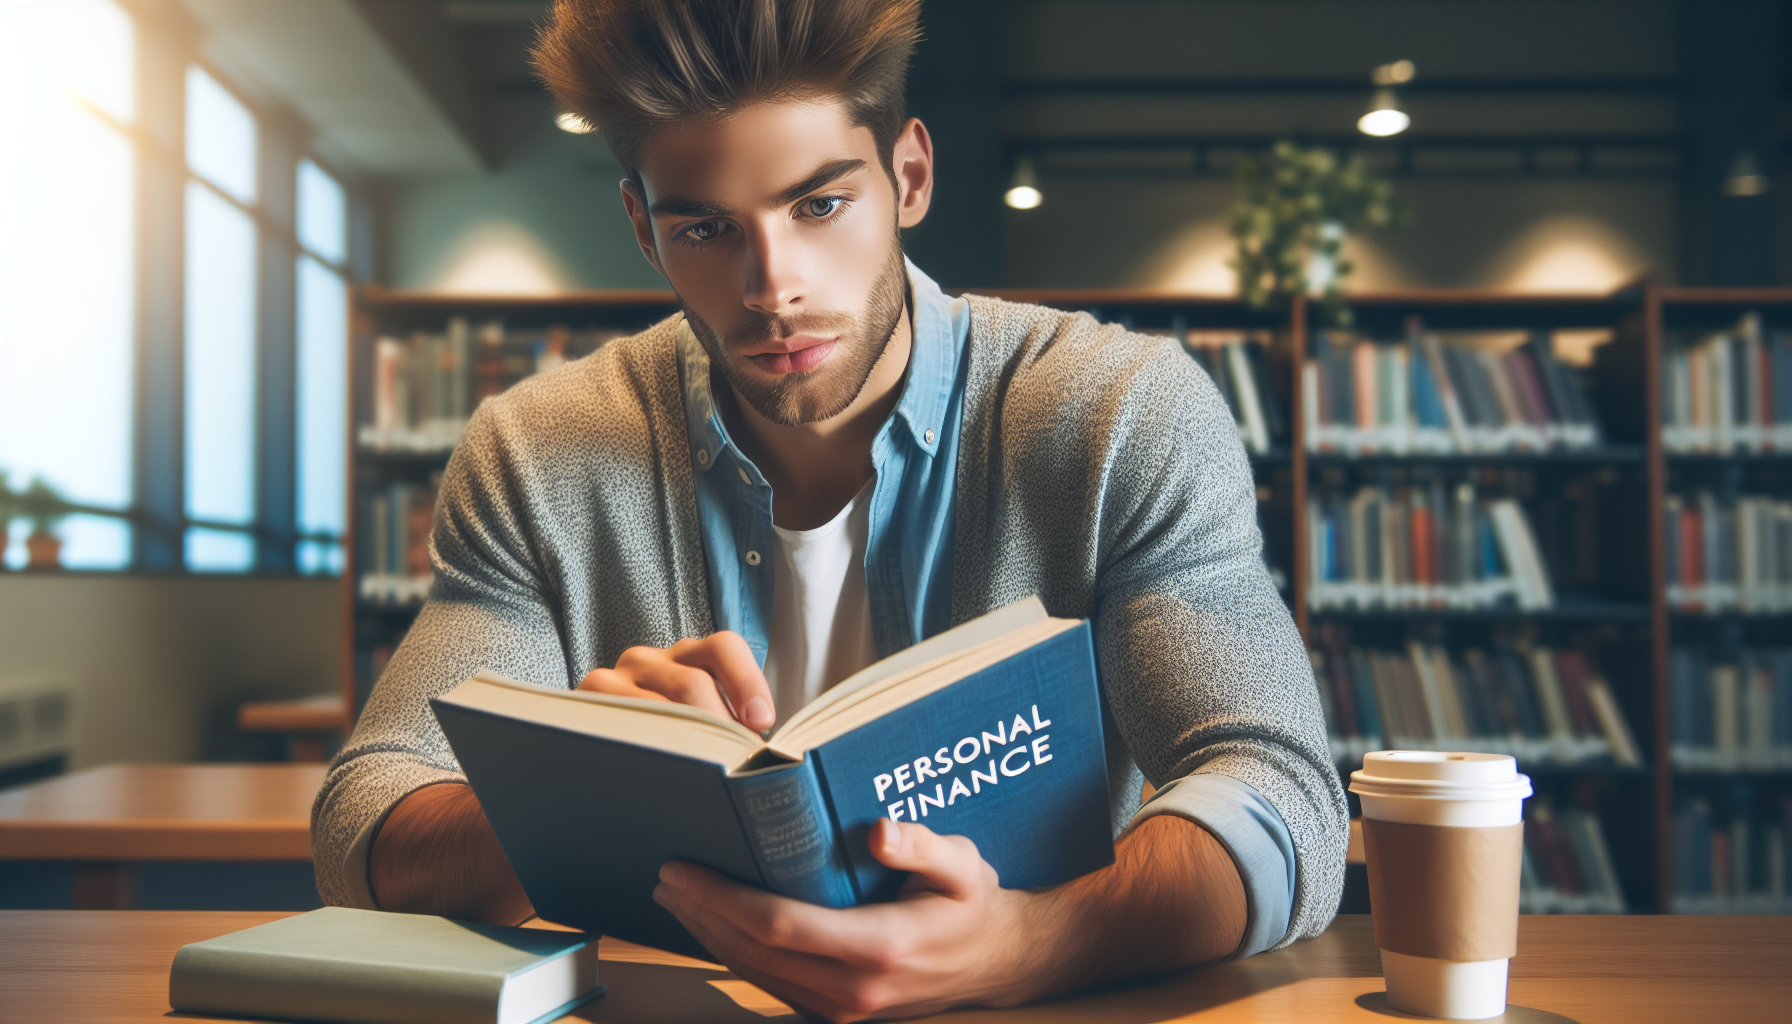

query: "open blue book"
(432, 597), (1114, 958)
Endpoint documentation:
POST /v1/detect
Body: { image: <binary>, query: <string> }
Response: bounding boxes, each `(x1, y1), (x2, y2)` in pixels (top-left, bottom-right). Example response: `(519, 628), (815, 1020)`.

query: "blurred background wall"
(0, 576), (340, 767)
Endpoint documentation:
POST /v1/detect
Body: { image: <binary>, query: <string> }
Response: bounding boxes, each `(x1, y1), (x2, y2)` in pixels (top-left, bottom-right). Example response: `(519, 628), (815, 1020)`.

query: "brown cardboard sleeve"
(1363, 818), (1522, 962)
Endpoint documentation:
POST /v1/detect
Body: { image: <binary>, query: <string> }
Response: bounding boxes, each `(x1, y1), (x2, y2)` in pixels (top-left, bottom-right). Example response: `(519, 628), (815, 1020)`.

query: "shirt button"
(737, 467), (751, 485)
(924, 428), (936, 445)
(696, 448), (709, 465)
(745, 550), (762, 566)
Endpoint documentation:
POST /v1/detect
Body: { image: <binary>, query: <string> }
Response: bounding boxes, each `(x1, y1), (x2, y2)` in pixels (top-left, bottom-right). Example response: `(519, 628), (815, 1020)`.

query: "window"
(183, 68), (261, 572)
(0, 0), (136, 569)
(296, 161), (348, 575)
(185, 66), (258, 205)
(183, 182), (260, 570)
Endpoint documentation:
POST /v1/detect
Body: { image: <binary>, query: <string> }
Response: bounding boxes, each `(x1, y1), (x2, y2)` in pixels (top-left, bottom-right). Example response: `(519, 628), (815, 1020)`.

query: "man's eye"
(687, 221), (722, 241)
(803, 196), (844, 218)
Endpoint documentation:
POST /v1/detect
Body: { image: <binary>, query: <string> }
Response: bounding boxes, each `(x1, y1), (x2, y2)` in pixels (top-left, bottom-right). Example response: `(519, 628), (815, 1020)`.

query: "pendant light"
(1004, 156), (1042, 210)
(1723, 149), (1770, 197)
(1358, 60), (1414, 137)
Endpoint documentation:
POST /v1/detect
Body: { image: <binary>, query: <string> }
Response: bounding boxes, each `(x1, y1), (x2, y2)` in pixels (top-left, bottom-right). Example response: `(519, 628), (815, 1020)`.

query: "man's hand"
(653, 813), (1247, 1023)
(578, 630), (776, 732)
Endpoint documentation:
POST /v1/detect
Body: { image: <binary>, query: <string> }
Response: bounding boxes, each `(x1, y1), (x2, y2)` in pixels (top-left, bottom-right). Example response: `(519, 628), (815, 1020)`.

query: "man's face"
(624, 100), (915, 425)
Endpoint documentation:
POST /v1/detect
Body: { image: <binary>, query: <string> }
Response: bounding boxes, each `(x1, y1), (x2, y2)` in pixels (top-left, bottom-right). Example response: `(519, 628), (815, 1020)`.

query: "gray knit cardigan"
(312, 294), (1348, 947)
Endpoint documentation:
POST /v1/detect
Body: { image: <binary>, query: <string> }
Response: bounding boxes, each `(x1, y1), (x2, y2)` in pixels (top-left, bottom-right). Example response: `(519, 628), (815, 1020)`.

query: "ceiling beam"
(1006, 77), (1685, 98)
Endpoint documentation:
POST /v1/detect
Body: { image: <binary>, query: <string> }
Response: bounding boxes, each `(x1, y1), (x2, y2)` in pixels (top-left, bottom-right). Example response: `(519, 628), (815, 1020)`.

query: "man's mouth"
(744, 335), (837, 375)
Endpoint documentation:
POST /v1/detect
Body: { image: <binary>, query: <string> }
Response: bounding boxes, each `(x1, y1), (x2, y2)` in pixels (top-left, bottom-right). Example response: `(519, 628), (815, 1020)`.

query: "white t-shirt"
(763, 481), (878, 729)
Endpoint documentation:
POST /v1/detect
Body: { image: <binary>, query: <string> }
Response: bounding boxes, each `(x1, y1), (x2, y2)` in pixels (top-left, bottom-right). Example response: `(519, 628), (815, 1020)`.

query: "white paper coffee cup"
(1350, 751), (1532, 1020)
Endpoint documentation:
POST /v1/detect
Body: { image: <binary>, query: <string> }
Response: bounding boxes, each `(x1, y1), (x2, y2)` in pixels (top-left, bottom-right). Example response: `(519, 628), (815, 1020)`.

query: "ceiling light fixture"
(555, 112), (595, 134)
(1004, 156), (1042, 210)
(1723, 149), (1770, 197)
(1358, 60), (1414, 137)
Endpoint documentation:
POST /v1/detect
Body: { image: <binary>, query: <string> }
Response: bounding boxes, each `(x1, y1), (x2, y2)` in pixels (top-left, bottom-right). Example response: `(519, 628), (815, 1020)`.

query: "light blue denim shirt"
(675, 260), (1299, 957)
(678, 259), (967, 663)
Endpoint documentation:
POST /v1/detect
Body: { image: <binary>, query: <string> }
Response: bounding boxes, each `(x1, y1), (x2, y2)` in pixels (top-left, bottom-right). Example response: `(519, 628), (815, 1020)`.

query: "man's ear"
(891, 117), (934, 230)
(619, 179), (667, 277)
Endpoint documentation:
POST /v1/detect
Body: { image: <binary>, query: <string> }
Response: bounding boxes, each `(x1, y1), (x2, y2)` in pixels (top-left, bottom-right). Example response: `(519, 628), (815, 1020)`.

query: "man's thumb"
(870, 819), (981, 898)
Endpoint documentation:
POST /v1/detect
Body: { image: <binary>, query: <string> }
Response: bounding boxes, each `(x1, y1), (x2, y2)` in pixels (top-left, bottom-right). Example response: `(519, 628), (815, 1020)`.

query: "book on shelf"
(1671, 794), (1792, 914)
(1309, 638), (1640, 767)
(1662, 312), (1792, 454)
(362, 318), (630, 453)
(1519, 800), (1627, 914)
(359, 478), (438, 604)
(1306, 483), (1555, 611)
(1303, 319), (1600, 455)
(1664, 491), (1792, 614)
(1149, 329), (1286, 455)
(430, 597), (1114, 960)
(365, 318), (473, 453)
(1668, 646), (1792, 772)
(168, 906), (603, 1024)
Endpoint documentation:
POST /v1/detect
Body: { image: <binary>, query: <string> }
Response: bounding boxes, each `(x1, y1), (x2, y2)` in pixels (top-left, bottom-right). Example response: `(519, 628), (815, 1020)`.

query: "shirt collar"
(677, 257), (965, 474)
(892, 258), (964, 457)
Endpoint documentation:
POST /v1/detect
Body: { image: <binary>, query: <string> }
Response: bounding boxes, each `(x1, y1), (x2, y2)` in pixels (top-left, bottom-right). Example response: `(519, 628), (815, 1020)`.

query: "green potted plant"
(1229, 141), (1397, 325)
(17, 477), (70, 571)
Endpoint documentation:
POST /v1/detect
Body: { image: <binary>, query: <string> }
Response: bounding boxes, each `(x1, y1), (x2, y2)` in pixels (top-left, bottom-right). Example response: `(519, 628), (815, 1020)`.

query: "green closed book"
(168, 906), (603, 1024)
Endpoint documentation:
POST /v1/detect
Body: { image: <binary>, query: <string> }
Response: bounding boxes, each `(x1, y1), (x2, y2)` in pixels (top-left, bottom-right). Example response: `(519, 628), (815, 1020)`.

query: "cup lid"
(1361, 750), (1517, 783)
(1349, 750), (1532, 801)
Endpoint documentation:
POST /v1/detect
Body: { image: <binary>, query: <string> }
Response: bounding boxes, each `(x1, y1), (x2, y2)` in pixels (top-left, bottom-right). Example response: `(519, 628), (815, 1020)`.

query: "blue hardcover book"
(1408, 342), (1448, 429)
(431, 597), (1113, 959)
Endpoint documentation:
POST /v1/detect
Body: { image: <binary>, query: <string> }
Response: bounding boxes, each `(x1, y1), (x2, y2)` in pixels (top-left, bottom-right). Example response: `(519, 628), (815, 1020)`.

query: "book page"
(771, 595), (1048, 741)
(769, 616), (1080, 756)
(440, 673), (765, 767)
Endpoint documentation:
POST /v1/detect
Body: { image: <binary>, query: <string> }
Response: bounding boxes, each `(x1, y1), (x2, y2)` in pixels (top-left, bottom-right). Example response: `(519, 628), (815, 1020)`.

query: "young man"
(313, 1), (1347, 1019)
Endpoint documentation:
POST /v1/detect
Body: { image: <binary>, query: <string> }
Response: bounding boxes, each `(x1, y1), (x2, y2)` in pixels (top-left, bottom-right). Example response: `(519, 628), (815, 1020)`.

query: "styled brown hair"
(533, 0), (922, 179)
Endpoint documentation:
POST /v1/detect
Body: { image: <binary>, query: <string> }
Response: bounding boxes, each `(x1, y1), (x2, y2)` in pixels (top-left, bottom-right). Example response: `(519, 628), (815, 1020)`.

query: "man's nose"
(742, 220), (806, 316)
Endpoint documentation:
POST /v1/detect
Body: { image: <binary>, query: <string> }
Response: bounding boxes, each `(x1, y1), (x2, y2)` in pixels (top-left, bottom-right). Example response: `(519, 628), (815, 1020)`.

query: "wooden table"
(0, 764), (323, 909)
(0, 911), (1784, 1022)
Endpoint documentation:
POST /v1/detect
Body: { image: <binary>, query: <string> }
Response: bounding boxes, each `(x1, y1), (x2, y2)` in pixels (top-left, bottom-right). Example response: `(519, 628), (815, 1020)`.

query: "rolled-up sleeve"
(1131, 773), (1296, 957)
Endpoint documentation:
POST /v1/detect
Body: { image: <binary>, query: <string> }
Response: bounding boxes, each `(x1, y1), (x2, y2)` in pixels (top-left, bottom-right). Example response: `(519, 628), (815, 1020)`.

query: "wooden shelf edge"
(237, 698), (351, 734)
(357, 284), (677, 308)
(1660, 286), (1792, 305)
(0, 822), (314, 861)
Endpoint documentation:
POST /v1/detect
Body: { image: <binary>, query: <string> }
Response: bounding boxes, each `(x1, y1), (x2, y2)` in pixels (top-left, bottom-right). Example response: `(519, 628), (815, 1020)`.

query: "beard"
(680, 243), (907, 426)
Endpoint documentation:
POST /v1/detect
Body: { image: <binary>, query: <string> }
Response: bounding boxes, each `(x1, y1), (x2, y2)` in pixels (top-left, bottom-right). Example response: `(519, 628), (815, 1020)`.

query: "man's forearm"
(1031, 813), (1247, 995)
(368, 782), (535, 924)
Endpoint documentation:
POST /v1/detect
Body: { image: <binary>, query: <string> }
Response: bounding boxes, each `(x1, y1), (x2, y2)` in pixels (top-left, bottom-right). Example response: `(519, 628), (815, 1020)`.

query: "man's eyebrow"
(649, 196), (732, 218)
(646, 159), (868, 219)
(772, 159), (868, 207)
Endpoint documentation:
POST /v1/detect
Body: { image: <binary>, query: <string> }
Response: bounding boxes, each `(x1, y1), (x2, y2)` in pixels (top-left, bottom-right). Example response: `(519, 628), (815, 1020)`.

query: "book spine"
(1246, 341), (1288, 440)
(1388, 345), (1411, 452)
(1302, 360), (1323, 453)
(1350, 649), (1383, 741)
(1327, 643), (1361, 738)
(169, 946), (501, 1024)
(1528, 648), (1575, 743)
(1226, 342), (1270, 454)
(1775, 332), (1792, 447)
(1586, 679), (1643, 767)
(727, 758), (858, 909)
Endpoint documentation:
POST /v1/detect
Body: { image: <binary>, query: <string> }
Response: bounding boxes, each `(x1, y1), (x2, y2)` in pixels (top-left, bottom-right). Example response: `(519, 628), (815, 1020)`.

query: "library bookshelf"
(341, 280), (1792, 917)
